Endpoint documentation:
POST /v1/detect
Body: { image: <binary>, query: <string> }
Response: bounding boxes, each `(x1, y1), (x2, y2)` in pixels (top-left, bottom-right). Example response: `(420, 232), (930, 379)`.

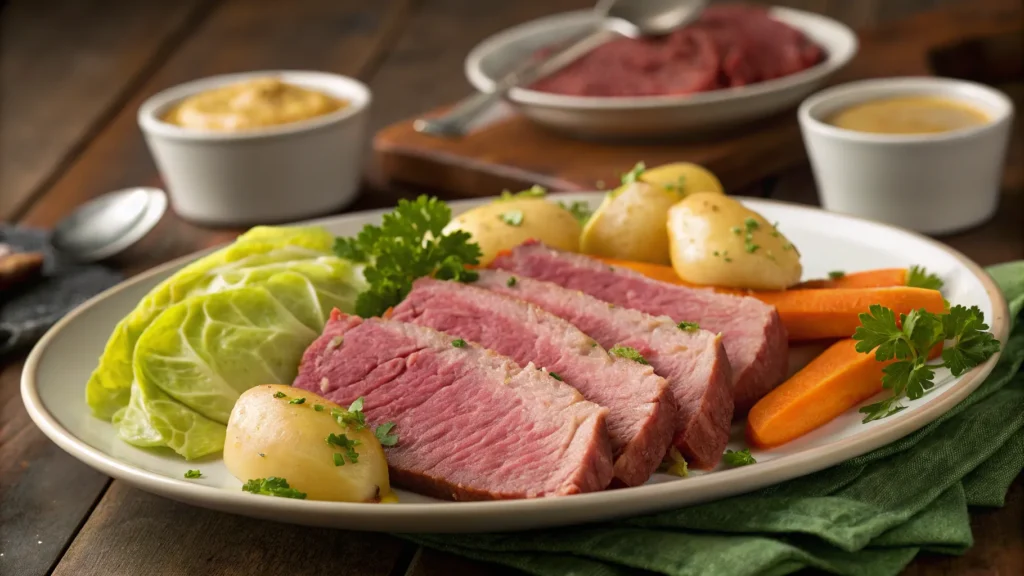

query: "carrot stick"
(747, 338), (944, 448)
(793, 269), (907, 290)
(754, 287), (946, 341)
(595, 257), (945, 341)
(746, 340), (889, 448)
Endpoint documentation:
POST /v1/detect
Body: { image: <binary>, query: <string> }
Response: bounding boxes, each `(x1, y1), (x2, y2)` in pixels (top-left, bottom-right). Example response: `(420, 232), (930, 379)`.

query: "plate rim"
(20, 195), (1010, 531)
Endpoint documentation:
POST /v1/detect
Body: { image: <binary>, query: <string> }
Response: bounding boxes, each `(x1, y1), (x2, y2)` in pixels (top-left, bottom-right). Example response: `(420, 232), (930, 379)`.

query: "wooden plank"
(0, 360), (110, 576)
(0, 0), (215, 221)
(50, 482), (412, 576)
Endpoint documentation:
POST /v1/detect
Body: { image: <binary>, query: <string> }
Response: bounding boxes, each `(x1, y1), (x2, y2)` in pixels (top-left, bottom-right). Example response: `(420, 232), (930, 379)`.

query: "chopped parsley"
(621, 162), (646, 185)
(658, 447), (689, 477)
(288, 397), (306, 405)
(730, 226), (742, 235)
(451, 338), (467, 348)
(609, 345), (648, 365)
(499, 185), (547, 201)
(331, 398), (367, 430)
(326, 433), (360, 465)
(506, 276), (517, 287)
(184, 469), (201, 479)
(678, 321), (700, 332)
(241, 477), (307, 499)
(906, 265), (944, 290)
(499, 209), (524, 226)
(557, 200), (593, 226)
(828, 270), (846, 280)
(549, 371), (563, 381)
(333, 195), (482, 318)
(313, 404), (324, 412)
(744, 242), (760, 254)
(333, 453), (346, 467)
(374, 422), (399, 447)
(273, 391), (286, 399)
(852, 304), (999, 422)
(661, 176), (687, 194)
(723, 448), (757, 467)
(742, 218), (762, 254)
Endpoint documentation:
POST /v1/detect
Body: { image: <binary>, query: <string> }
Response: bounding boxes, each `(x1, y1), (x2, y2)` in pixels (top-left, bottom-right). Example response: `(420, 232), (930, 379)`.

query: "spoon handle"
(414, 26), (619, 138)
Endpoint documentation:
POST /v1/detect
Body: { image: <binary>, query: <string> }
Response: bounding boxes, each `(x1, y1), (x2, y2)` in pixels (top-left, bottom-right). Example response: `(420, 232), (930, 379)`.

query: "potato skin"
(224, 385), (391, 503)
(443, 198), (581, 265)
(667, 193), (802, 290)
(580, 182), (677, 265)
(640, 162), (725, 197)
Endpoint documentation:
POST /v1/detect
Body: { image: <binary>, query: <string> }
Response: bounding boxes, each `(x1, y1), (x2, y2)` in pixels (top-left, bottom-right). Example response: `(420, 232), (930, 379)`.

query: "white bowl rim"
(137, 69), (372, 142)
(798, 76), (1016, 144)
(465, 6), (858, 110)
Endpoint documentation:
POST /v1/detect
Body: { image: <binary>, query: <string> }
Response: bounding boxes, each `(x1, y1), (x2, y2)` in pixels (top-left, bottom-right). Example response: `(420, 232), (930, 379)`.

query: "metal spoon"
(50, 187), (168, 263)
(413, 0), (708, 138)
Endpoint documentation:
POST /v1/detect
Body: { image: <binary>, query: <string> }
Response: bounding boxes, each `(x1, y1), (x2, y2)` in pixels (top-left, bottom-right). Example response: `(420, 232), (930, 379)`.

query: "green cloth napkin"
(404, 262), (1024, 576)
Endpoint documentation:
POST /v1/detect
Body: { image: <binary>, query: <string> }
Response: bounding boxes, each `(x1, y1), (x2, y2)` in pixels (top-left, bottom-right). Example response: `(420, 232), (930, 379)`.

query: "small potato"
(580, 182), (677, 265)
(224, 385), (392, 503)
(667, 193), (802, 290)
(443, 198), (581, 265)
(641, 162), (725, 197)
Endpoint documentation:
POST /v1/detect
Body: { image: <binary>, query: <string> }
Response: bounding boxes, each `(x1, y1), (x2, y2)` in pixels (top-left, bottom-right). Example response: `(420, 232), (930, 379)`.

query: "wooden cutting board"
(373, 0), (1021, 196)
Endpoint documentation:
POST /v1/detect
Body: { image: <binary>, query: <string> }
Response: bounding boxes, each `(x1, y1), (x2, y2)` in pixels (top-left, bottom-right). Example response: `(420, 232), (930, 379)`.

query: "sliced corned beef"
(292, 311), (614, 500)
(391, 277), (676, 486)
(475, 269), (733, 469)
(492, 241), (788, 413)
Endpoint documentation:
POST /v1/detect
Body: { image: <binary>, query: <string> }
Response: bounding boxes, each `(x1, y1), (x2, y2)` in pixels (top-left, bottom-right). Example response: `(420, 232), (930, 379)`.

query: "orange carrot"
(793, 268), (907, 290)
(747, 339), (889, 448)
(594, 257), (945, 341)
(754, 287), (946, 341)
(747, 338), (944, 448)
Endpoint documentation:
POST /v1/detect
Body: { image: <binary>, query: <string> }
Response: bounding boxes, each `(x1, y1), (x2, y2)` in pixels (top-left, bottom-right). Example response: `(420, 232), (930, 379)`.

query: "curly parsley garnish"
(852, 304), (999, 422)
(184, 469), (201, 479)
(723, 448), (756, 467)
(906, 265), (944, 290)
(678, 321), (700, 332)
(374, 422), (399, 447)
(241, 477), (307, 499)
(609, 345), (648, 365)
(333, 195), (482, 318)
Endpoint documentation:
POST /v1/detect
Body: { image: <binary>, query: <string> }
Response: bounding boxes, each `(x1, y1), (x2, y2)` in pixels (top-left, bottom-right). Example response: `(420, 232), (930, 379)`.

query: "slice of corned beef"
(475, 269), (733, 469)
(492, 241), (788, 414)
(390, 277), (675, 486)
(292, 311), (614, 500)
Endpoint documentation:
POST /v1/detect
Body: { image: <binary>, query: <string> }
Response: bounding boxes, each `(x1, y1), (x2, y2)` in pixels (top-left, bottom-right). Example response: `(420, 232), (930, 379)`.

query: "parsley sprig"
(723, 449), (756, 467)
(241, 477), (307, 499)
(374, 422), (399, 447)
(906, 265), (944, 290)
(334, 196), (482, 318)
(853, 304), (1000, 422)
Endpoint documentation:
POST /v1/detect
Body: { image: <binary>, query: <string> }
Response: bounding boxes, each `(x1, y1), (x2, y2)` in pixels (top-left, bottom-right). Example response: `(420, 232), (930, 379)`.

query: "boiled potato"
(667, 193), (801, 290)
(443, 198), (581, 265)
(641, 162), (725, 197)
(224, 385), (392, 503)
(580, 182), (677, 264)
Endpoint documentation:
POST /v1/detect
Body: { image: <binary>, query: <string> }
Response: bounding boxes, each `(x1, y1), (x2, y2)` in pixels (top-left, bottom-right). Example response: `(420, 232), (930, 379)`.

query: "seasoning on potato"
(442, 195), (581, 265)
(667, 192), (802, 290)
(640, 162), (725, 198)
(224, 384), (393, 503)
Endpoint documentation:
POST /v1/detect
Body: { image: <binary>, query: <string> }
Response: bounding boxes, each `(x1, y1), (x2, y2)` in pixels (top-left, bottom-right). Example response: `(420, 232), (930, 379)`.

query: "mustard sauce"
(828, 96), (989, 135)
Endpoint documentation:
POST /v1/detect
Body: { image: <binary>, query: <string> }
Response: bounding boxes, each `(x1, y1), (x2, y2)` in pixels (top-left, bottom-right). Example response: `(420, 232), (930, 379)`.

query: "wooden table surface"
(1, 1), (1021, 575)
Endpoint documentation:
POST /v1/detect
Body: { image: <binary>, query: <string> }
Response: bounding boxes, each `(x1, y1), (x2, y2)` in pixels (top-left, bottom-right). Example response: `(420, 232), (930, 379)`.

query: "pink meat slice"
(293, 311), (614, 500)
(474, 269), (733, 469)
(391, 277), (676, 485)
(491, 241), (788, 414)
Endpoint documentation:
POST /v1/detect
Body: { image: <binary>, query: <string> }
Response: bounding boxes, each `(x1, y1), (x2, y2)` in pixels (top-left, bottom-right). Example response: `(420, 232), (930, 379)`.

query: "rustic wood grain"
(372, 0), (1013, 198)
(0, 0), (216, 222)
(50, 481), (413, 576)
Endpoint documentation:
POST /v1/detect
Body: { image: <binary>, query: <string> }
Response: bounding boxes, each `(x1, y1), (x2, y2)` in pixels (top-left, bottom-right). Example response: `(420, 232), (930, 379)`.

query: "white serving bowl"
(798, 77), (1014, 235)
(138, 70), (371, 225)
(465, 8), (857, 139)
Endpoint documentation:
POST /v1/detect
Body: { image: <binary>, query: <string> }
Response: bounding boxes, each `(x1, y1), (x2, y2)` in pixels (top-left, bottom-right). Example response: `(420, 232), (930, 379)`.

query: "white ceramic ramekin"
(138, 70), (371, 226)
(798, 77), (1013, 235)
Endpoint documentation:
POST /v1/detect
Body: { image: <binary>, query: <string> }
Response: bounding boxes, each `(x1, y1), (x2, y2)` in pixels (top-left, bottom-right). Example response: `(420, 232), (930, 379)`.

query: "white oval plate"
(22, 195), (1009, 533)
(465, 8), (858, 138)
